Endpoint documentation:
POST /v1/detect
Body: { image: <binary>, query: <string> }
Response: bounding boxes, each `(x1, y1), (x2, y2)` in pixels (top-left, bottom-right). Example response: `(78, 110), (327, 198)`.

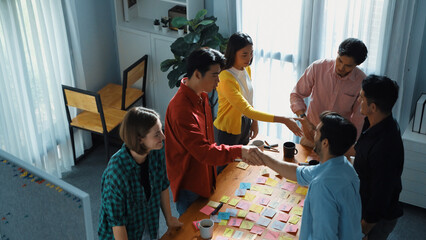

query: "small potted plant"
(153, 19), (160, 31)
(177, 26), (184, 36)
(161, 17), (169, 34)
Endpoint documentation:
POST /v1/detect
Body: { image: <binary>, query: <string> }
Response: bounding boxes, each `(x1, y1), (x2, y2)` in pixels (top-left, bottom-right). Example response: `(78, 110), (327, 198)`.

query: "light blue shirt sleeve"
(296, 165), (315, 186)
(310, 182), (339, 239)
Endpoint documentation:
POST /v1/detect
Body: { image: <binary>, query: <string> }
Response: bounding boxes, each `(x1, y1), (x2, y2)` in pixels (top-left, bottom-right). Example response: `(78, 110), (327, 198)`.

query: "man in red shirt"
(165, 48), (261, 215)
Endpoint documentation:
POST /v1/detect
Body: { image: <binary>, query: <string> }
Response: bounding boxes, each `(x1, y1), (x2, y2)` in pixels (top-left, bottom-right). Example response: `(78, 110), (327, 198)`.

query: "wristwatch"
(299, 113), (306, 118)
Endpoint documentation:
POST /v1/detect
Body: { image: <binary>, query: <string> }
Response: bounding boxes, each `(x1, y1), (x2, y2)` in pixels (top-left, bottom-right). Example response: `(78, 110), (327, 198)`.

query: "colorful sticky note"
(278, 203), (293, 213)
(281, 182), (298, 192)
(244, 233), (257, 240)
(299, 199), (305, 207)
(228, 198), (240, 206)
(268, 200), (280, 209)
(216, 236), (229, 240)
(240, 182), (251, 189)
(287, 195), (301, 205)
(251, 184), (262, 192)
(279, 236), (294, 240)
(288, 215), (301, 224)
(257, 196), (271, 206)
(249, 204), (264, 213)
(225, 208), (238, 217)
(262, 208), (277, 218)
(235, 188), (247, 197)
(219, 219), (228, 225)
(284, 223), (299, 234)
(236, 162), (249, 169)
(276, 212), (290, 222)
(218, 212), (231, 220)
(286, 179), (297, 184)
(259, 186), (274, 195)
(246, 212), (260, 222)
(256, 216), (272, 227)
(256, 176), (268, 184)
(193, 220), (201, 230)
(240, 220), (255, 230)
(210, 214), (221, 223)
(237, 210), (248, 218)
(295, 186), (308, 195)
(264, 229), (281, 240)
(223, 228), (234, 237)
(220, 195), (230, 203)
(208, 200), (220, 208)
(250, 225), (265, 235)
(200, 205), (215, 215)
(244, 192), (256, 201)
(271, 220), (286, 231)
(265, 178), (279, 187)
(291, 206), (303, 216)
(236, 200), (251, 210)
(278, 190), (290, 199)
(228, 217), (243, 227)
(232, 230), (244, 239)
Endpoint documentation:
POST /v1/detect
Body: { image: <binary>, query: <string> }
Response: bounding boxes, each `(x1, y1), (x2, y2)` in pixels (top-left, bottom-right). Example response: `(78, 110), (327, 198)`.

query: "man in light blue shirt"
(250, 112), (362, 239)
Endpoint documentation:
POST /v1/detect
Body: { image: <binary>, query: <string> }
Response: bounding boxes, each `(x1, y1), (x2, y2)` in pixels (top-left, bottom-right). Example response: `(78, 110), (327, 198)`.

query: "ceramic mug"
(198, 219), (214, 239)
(251, 140), (264, 151)
(283, 141), (298, 158)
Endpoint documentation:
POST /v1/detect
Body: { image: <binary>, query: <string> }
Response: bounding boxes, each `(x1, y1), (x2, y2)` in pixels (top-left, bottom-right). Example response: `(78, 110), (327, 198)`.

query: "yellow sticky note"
(265, 178), (278, 187)
(279, 190), (290, 199)
(228, 198), (240, 206)
(224, 228), (234, 237)
(291, 206), (303, 216)
(287, 195), (301, 205)
(279, 236), (294, 240)
(251, 184), (262, 192)
(207, 200), (220, 208)
(244, 192), (256, 202)
(249, 204), (264, 213)
(244, 233), (257, 240)
(219, 219), (228, 225)
(238, 210), (248, 218)
(261, 167), (270, 176)
(288, 215), (301, 224)
(259, 186), (274, 195)
(286, 179), (297, 184)
(220, 195), (230, 203)
(237, 162), (249, 169)
(295, 186), (308, 195)
(240, 220), (254, 230)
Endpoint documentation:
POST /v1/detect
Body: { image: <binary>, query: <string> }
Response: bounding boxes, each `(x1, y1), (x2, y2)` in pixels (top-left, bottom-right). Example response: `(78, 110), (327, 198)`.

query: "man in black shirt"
(354, 75), (404, 239)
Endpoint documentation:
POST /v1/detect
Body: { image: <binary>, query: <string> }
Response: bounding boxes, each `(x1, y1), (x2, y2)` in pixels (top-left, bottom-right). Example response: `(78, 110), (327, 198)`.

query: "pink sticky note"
(228, 217), (243, 227)
(278, 203), (293, 213)
(246, 212), (260, 222)
(200, 205), (215, 215)
(193, 220), (201, 230)
(299, 199), (305, 207)
(236, 200), (251, 210)
(276, 212), (290, 222)
(256, 176), (268, 184)
(256, 197), (271, 206)
(250, 225), (265, 235)
(282, 182), (298, 192)
(215, 237), (229, 240)
(264, 230), (280, 240)
(284, 224), (299, 234)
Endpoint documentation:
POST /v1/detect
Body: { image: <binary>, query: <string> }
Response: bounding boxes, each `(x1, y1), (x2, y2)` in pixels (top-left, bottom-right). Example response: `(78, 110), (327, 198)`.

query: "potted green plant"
(177, 26), (185, 36)
(161, 17), (169, 34)
(153, 19), (160, 31)
(161, 9), (228, 89)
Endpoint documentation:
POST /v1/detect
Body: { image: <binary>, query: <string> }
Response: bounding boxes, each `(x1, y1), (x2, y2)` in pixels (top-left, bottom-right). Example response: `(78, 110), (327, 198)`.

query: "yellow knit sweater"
(214, 66), (274, 135)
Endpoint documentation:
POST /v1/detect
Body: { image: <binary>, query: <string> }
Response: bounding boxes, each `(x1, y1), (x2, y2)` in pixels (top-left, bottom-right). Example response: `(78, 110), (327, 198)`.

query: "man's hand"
(164, 216), (183, 236)
(242, 146), (264, 165)
(361, 219), (376, 239)
(249, 120), (259, 139)
(297, 117), (315, 141)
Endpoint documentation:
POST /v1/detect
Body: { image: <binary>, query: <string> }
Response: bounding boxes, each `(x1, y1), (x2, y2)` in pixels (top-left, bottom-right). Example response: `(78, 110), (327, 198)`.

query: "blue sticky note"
(235, 188), (246, 196)
(226, 208), (238, 217)
(218, 212), (231, 220)
(240, 182), (251, 190)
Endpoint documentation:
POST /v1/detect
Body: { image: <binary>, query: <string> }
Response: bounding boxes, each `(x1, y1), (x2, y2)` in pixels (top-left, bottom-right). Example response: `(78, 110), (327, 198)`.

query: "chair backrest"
(122, 55), (148, 109)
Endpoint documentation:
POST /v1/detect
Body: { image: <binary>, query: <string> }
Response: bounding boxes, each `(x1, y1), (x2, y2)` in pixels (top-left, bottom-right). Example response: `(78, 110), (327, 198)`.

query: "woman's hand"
(249, 120), (259, 139)
(283, 117), (303, 137)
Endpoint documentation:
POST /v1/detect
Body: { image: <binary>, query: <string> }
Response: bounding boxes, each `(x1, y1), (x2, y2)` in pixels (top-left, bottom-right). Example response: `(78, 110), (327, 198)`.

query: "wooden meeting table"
(161, 139), (318, 240)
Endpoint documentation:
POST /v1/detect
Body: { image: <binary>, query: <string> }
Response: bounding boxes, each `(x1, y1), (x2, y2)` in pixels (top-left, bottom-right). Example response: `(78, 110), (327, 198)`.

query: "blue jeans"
(176, 189), (200, 216)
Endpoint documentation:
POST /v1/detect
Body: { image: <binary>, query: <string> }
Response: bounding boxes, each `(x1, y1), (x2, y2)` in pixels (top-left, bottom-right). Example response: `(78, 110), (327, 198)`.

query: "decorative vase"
(161, 26), (168, 34)
(177, 28), (184, 36)
(153, 24), (160, 31)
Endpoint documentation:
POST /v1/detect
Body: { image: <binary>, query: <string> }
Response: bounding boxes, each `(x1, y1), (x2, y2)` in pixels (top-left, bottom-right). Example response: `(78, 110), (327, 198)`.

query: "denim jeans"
(176, 189), (200, 216)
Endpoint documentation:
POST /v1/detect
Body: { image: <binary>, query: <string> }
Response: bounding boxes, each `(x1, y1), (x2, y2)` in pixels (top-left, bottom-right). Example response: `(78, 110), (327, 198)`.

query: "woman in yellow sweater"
(214, 32), (302, 173)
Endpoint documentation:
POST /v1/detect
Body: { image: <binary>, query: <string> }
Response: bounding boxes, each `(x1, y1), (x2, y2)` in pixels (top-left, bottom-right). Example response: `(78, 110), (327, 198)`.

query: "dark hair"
(319, 111), (357, 156)
(362, 74), (399, 114)
(338, 38), (368, 65)
(119, 107), (160, 154)
(186, 48), (226, 79)
(224, 32), (253, 69)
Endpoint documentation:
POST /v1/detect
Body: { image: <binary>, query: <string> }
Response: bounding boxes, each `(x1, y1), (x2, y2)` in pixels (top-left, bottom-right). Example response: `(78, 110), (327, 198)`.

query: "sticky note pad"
(278, 190), (290, 199)
(279, 236), (294, 240)
(256, 176), (268, 184)
(281, 182), (298, 192)
(228, 217), (243, 227)
(271, 220), (286, 231)
(299, 199), (305, 207)
(262, 208), (277, 218)
(233, 230), (244, 239)
(287, 195), (301, 205)
(295, 186), (308, 195)
(225, 208), (238, 217)
(236, 200), (251, 210)
(220, 195), (230, 203)
(265, 178), (278, 187)
(208, 200), (220, 208)
(240, 182), (251, 189)
(235, 188), (247, 197)
(249, 204), (264, 213)
(288, 215), (301, 224)
(218, 212), (231, 220)
(237, 210), (248, 218)
(276, 212), (290, 222)
(219, 219), (228, 225)
(237, 162), (249, 169)
(256, 216), (271, 227)
(251, 184), (262, 192)
(228, 198), (240, 206)
(265, 230), (281, 240)
(250, 225), (265, 235)
(210, 214), (221, 223)
(284, 223), (299, 234)
(244, 192), (256, 201)
(278, 203), (293, 213)
(216, 237), (229, 240)
(200, 205), (215, 215)
(268, 200), (280, 209)
(223, 228), (234, 237)
(291, 206), (303, 216)
(246, 212), (260, 222)
(240, 220), (255, 230)
(193, 220), (201, 230)
(244, 233), (257, 240)
(286, 179), (297, 184)
(257, 196), (271, 206)
(259, 186), (274, 195)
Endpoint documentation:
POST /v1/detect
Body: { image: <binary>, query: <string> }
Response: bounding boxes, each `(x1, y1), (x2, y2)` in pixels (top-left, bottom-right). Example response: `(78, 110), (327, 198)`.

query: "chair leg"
(69, 127), (77, 164)
(104, 134), (110, 161)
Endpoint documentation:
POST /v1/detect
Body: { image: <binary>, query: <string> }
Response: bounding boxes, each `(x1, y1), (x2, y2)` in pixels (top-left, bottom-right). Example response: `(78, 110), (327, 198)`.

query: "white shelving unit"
(400, 119), (426, 209)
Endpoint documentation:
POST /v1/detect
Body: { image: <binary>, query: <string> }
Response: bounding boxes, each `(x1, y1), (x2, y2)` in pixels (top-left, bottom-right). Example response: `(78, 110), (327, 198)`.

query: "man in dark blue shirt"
(354, 75), (404, 239)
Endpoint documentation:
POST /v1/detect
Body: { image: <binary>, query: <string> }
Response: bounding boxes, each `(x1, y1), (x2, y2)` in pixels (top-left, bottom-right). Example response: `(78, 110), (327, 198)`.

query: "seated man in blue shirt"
(249, 112), (362, 239)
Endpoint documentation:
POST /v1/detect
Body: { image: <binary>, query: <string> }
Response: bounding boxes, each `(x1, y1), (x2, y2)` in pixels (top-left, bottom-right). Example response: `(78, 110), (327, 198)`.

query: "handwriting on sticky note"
(223, 228), (234, 237)
(288, 215), (301, 224)
(240, 220), (255, 230)
(228, 198), (240, 206)
(220, 195), (230, 203)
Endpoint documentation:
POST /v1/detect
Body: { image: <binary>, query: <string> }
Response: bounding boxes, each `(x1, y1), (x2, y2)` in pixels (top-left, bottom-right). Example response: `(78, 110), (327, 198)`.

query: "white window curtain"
(0, 0), (83, 177)
(238, 0), (420, 138)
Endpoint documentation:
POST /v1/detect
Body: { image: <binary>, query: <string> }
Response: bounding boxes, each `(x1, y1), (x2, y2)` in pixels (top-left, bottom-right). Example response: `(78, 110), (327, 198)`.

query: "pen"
(211, 202), (223, 215)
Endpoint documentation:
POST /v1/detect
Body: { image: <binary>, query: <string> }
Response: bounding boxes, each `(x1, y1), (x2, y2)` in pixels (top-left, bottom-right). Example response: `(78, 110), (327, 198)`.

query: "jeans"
(176, 189), (200, 216)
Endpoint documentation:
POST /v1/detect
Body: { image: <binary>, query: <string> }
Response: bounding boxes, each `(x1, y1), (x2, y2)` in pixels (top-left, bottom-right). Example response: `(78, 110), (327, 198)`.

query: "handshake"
(240, 146), (267, 166)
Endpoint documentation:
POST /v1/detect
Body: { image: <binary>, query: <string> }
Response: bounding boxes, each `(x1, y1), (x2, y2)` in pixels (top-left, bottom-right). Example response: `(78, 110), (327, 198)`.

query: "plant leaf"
(170, 38), (191, 56)
(171, 17), (188, 28)
(198, 20), (214, 26)
(160, 59), (178, 72)
(195, 9), (207, 20)
(183, 32), (201, 44)
(167, 68), (184, 89)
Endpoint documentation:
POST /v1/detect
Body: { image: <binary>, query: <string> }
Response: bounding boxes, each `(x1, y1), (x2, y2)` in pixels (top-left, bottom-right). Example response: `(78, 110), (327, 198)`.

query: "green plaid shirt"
(98, 144), (169, 239)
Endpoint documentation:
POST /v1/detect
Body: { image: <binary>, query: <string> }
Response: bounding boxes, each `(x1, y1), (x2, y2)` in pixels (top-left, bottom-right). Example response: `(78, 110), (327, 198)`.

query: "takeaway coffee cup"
(251, 140), (264, 151)
(198, 219), (214, 239)
(283, 141), (298, 159)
